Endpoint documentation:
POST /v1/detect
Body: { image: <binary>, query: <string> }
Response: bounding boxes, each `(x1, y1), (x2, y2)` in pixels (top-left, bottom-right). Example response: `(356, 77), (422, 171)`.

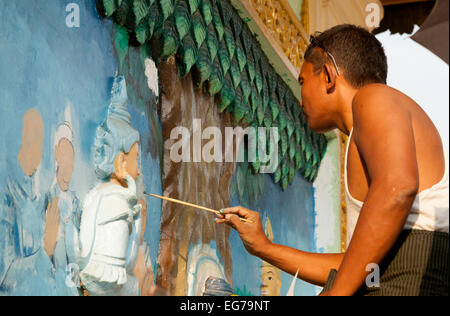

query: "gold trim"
(301, 0), (309, 35)
(248, 0), (309, 75)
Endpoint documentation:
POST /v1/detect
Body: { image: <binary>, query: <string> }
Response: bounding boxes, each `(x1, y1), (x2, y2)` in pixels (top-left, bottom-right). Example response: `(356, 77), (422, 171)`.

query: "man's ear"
(323, 63), (337, 94)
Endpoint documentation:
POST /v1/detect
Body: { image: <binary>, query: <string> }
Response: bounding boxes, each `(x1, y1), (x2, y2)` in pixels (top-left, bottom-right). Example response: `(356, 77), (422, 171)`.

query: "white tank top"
(345, 129), (449, 246)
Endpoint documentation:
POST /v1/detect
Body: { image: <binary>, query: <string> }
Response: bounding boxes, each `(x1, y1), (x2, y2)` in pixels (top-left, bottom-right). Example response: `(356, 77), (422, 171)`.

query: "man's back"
(347, 83), (446, 203)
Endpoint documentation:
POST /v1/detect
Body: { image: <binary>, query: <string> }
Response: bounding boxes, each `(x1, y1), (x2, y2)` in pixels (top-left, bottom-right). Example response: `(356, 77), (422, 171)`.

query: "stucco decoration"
(67, 75), (143, 296)
(96, 0), (327, 189)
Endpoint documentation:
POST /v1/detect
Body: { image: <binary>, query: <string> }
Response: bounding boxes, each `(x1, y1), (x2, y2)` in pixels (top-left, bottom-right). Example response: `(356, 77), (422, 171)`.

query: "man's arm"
(326, 85), (419, 295)
(216, 207), (344, 286)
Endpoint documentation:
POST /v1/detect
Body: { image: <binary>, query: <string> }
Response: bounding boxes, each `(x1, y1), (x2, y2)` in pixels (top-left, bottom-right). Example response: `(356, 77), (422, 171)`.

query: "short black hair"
(304, 24), (388, 89)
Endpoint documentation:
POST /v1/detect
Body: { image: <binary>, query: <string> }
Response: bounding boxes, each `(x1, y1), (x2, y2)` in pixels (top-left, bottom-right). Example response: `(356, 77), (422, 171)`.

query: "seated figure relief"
(66, 75), (143, 296)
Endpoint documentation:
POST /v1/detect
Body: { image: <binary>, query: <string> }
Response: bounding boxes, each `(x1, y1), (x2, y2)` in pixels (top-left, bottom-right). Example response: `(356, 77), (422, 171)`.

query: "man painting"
(217, 24), (449, 296)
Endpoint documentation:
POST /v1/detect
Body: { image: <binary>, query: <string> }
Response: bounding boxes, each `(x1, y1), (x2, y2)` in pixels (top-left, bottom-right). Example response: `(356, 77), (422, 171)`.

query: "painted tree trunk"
(156, 57), (235, 296)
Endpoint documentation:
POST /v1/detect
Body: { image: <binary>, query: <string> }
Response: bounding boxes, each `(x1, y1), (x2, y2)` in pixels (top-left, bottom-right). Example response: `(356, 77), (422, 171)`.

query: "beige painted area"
(308, 0), (384, 33)
(18, 108), (44, 177)
(43, 196), (60, 258)
(55, 138), (74, 192)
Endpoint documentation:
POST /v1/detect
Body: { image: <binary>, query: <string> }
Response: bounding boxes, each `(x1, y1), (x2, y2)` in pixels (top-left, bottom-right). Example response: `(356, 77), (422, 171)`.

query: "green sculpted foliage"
(100, 0), (327, 187)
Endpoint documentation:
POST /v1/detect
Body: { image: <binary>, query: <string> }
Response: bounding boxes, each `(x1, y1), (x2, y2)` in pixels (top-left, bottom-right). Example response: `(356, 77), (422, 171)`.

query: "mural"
(0, 0), (162, 295)
(0, 0), (327, 296)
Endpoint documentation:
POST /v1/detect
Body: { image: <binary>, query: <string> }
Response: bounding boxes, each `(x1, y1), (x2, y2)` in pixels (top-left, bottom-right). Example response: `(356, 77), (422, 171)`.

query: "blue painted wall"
(0, 0), (162, 295)
(229, 170), (317, 296)
(0, 0), (317, 296)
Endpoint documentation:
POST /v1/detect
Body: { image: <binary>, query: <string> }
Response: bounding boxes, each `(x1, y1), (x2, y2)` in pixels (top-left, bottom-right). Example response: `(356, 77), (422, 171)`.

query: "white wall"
(376, 26), (449, 150)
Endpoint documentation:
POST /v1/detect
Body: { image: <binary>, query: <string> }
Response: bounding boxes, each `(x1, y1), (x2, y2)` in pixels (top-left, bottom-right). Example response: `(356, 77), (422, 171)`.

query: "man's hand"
(215, 206), (271, 256)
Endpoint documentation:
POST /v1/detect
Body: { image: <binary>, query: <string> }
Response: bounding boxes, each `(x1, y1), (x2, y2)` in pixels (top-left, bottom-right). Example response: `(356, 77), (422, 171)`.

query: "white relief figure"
(66, 75), (143, 296)
(186, 243), (228, 296)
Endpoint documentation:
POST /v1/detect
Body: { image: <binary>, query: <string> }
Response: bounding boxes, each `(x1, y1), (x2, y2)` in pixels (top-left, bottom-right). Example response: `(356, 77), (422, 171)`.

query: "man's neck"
(333, 85), (359, 136)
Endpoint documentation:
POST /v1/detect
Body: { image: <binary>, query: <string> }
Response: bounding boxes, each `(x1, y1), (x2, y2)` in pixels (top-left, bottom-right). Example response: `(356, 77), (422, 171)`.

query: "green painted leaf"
(147, 2), (162, 37)
(281, 159), (289, 178)
(206, 23), (218, 62)
(218, 40), (230, 76)
(192, 11), (207, 48)
(269, 99), (279, 121)
(305, 142), (313, 162)
(278, 107), (287, 131)
(135, 21), (148, 44)
(114, 25), (129, 71)
(263, 107), (272, 129)
(217, 0), (232, 25)
(208, 57), (223, 95)
(174, 0), (191, 41)
(246, 52), (256, 83)
(200, 0), (213, 26)
(103, 0), (118, 17)
(218, 73), (235, 112)
(281, 176), (288, 191)
(257, 102), (265, 125)
(229, 58), (241, 88)
(304, 159), (313, 180)
(295, 147), (305, 170)
(212, 4), (224, 40)
(133, 0), (149, 25)
(231, 86), (248, 123)
(224, 25), (236, 60)
(286, 116), (294, 138)
(235, 43), (246, 73)
(289, 137), (296, 160)
(188, 0), (200, 14)
(280, 130), (288, 156)
(159, 0), (174, 21)
(194, 43), (212, 87)
(179, 35), (198, 77)
(240, 70), (251, 105)
(160, 18), (179, 60)
(288, 161), (295, 184)
(312, 143), (319, 166)
(273, 165), (282, 183)
(243, 106), (254, 125)
(276, 83), (287, 105)
(250, 86), (260, 114)
(252, 159), (261, 174)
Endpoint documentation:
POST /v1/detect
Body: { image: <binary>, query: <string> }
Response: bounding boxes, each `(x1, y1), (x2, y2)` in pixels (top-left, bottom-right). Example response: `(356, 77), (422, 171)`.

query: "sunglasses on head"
(309, 32), (341, 76)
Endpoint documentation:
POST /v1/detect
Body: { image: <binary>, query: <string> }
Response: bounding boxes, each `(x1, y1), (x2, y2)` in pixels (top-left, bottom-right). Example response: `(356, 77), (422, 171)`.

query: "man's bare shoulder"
(353, 84), (410, 108)
(352, 84), (412, 122)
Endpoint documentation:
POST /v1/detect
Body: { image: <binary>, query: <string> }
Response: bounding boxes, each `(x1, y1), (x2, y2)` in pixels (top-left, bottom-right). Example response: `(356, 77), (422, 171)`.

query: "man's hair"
(304, 24), (388, 89)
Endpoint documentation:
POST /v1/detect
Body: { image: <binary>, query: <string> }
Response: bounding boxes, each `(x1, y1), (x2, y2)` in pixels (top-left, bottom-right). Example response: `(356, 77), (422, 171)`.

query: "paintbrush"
(144, 192), (253, 223)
